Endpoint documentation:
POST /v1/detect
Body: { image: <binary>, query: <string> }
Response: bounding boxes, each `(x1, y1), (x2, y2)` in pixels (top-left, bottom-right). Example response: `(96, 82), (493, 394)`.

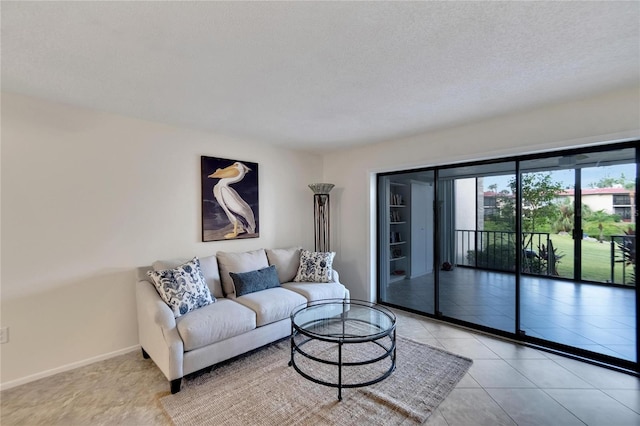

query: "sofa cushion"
(266, 247), (301, 283)
(153, 254), (224, 299)
(234, 287), (307, 327)
(230, 265), (281, 297)
(147, 257), (215, 318)
(293, 249), (336, 283)
(282, 282), (348, 302)
(175, 299), (257, 351)
(217, 249), (269, 298)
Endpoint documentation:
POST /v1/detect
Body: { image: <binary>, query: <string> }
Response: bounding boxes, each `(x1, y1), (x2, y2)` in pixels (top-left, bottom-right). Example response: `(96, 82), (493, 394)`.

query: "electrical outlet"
(0, 327), (8, 344)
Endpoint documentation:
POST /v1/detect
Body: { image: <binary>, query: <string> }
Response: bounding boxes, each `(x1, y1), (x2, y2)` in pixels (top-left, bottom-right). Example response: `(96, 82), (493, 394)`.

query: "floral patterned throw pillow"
(293, 249), (335, 283)
(147, 257), (215, 317)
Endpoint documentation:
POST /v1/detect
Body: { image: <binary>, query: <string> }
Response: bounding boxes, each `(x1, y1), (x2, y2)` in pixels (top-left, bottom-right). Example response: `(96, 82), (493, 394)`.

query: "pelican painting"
(201, 156), (259, 242)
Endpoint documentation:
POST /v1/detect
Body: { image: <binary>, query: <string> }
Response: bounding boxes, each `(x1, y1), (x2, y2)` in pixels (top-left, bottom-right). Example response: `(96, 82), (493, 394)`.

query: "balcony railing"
(456, 230), (552, 274)
(456, 230), (636, 286)
(610, 234), (636, 286)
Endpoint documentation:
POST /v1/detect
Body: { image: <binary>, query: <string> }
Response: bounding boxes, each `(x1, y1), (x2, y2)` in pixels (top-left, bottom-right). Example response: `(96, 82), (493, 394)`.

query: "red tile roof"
(558, 188), (633, 196)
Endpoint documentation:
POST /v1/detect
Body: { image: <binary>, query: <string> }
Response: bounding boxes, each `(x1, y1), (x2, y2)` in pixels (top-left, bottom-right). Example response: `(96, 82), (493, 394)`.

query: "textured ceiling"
(2, 1), (639, 153)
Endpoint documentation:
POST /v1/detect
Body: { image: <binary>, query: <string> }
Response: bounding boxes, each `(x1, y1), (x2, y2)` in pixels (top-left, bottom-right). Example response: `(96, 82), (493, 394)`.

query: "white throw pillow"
(293, 249), (335, 283)
(266, 247), (302, 283)
(147, 257), (215, 318)
(216, 249), (269, 298)
(152, 254), (223, 299)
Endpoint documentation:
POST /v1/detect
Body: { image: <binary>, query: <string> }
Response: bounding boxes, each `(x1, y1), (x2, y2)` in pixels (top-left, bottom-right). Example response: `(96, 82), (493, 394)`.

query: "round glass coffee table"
(289, 299), (396, 401)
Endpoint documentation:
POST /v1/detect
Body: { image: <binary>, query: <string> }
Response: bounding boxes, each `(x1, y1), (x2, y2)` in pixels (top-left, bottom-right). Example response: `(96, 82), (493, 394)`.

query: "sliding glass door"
(377, 141), (638, 370)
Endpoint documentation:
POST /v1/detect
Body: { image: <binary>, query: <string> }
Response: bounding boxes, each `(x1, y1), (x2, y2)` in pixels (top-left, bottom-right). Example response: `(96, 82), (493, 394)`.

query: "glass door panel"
(579, 149), (636, 362)
(520, 149), (637, 362)
(437, 162), (516, 333)
(378, 171), (435, 314)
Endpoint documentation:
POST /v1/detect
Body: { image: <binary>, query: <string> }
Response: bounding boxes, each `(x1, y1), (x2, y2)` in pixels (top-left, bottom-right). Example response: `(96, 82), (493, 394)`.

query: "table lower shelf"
(289, 323), (396, 401)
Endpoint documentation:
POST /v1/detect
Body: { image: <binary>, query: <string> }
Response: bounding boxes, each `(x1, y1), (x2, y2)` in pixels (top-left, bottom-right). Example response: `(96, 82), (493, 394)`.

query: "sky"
(485, 163), (636, 193)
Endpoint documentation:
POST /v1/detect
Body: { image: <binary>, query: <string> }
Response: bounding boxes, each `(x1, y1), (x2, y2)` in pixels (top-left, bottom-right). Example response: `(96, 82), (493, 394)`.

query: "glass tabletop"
(291, 299), (396, 342)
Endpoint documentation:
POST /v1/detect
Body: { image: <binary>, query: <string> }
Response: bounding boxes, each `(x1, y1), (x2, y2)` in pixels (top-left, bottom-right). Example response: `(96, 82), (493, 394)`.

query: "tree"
(553, 198), (574, 233)
(484, 189), (516, 231)
(509, 173), (563, 232)
(589, 173), (635, 190)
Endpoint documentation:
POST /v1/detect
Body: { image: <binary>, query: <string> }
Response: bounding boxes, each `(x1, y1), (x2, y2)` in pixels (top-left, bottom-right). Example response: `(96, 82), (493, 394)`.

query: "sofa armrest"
(331, 269), (340, 283)
(136, 278), (185, 382)
(136, 279), (176, 329)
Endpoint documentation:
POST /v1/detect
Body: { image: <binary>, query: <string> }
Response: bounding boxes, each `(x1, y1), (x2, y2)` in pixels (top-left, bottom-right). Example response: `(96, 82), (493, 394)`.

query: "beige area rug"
(160, 336), (472, 425)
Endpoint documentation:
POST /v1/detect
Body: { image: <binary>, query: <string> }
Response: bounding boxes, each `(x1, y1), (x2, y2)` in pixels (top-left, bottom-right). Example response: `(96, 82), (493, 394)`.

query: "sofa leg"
(141, 348), (150, 359)
(170, 378), (182, 394)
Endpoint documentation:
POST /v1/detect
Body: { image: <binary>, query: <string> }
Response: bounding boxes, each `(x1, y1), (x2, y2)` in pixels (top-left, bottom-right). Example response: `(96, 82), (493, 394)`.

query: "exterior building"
(482, 187), (636, 224)
(557, 187), (636, 223)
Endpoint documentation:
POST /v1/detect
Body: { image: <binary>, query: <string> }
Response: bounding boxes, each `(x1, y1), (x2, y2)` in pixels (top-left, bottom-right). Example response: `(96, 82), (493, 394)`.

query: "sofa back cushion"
(152, 254), (223, 299)
(217, 249), (269, 298)
(265, 247), (301, 283)
(230, 265), (281, 297)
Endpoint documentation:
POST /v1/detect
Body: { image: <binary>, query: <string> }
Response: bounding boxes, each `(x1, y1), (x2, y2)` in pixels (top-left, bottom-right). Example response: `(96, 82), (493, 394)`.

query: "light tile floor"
(394, 310), (640, 426)
(2, 309), (639, 425)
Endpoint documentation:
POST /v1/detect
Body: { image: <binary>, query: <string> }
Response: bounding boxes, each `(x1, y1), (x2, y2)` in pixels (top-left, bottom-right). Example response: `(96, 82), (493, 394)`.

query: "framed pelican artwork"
(201, 156), (259, 242)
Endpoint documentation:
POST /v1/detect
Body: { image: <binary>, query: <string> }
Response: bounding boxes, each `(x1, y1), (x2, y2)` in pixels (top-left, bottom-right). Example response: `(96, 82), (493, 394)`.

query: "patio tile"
(573, 327), (635, 345)
(527, 327), (599, 346)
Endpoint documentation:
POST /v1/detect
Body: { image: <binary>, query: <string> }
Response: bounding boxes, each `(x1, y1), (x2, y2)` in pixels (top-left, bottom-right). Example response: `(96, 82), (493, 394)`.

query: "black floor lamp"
(308, 183), (334, 252)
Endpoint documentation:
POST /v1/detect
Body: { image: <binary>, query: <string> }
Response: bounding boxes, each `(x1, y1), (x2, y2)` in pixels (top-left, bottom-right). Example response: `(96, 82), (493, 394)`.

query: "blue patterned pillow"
(147, 257), (215, 318)
(230, 265), (281, 297)
(293, 250), (335, 283)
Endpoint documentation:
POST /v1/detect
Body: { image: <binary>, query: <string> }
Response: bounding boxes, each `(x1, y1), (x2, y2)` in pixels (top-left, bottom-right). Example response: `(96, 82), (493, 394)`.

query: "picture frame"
(201, 156), (259, 242)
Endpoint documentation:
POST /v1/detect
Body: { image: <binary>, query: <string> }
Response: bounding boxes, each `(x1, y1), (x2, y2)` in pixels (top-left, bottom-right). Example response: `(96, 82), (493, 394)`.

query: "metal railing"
(457, 230), (636, 285)
(456, 230), (553, 274)
(610, 235), (636, 286)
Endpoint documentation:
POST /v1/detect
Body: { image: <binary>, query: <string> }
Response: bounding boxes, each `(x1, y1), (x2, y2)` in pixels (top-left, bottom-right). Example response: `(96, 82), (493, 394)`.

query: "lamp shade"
(308, 183), (335, 194)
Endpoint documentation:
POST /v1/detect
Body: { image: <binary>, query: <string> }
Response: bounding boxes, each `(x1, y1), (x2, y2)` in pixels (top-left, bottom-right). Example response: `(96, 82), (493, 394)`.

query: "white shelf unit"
(388, 182), (410, 282)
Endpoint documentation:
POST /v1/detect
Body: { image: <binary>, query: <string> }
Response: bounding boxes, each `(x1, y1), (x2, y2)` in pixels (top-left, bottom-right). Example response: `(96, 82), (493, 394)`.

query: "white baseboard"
(0, 345), (140, 391)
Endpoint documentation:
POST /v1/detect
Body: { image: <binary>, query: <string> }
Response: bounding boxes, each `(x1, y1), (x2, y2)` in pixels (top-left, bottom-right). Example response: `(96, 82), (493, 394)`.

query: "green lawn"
(549, 233), (629, 283)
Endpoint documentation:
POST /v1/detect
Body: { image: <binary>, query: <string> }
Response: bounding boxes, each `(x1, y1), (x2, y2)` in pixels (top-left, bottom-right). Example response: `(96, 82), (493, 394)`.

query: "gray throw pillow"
(230, 265), (281, 297)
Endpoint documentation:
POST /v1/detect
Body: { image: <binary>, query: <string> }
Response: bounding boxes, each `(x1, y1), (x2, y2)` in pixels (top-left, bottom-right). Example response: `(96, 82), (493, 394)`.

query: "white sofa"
(136, 247), (349, 393)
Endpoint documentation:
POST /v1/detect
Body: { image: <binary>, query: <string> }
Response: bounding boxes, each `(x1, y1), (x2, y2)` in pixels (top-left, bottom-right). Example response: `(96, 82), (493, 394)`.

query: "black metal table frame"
(289, 299), (396, 401)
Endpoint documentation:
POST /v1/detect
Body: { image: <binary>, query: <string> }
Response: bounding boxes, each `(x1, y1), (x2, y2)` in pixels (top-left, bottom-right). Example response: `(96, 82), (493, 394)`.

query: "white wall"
(2, 86), (639, 388)
(582, 194), (614, 214)
(323, 87), (640, 302)
(0, 93), (322, 387)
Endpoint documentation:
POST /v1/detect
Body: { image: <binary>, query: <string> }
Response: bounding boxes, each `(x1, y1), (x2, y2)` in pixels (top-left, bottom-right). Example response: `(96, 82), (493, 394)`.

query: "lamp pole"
(308, 183), (334, 252)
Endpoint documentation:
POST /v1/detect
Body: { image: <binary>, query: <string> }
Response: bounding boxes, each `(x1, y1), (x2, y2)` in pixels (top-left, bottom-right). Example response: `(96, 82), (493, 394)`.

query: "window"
(613, 194), (631, 205)
(614, 206), (632, 220)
